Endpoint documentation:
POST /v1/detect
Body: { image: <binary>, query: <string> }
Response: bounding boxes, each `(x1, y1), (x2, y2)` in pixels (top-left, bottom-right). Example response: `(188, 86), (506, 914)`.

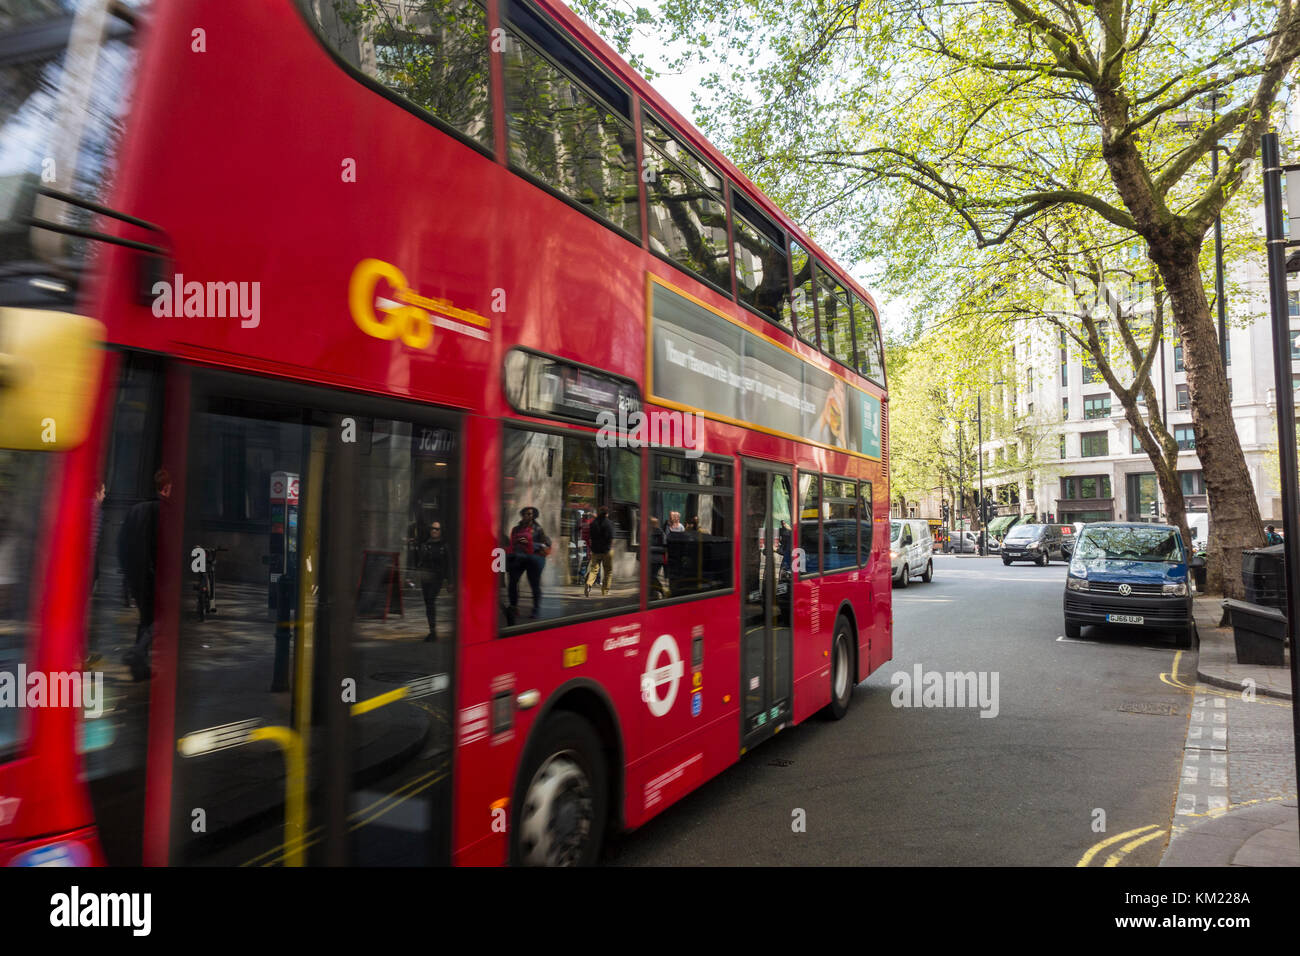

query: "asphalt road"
(604, 554), (1193, 865)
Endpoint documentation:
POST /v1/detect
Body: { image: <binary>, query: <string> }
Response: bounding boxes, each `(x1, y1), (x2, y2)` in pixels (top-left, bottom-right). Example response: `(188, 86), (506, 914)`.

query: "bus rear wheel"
(513, 712), (608, 866)
(823, 616), (854, 720)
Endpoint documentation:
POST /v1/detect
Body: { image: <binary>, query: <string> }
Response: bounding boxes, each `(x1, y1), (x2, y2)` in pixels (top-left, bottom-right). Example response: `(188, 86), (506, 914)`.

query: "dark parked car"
(1001, 523), (1065, 565)
(1063, 522), (1194, 647)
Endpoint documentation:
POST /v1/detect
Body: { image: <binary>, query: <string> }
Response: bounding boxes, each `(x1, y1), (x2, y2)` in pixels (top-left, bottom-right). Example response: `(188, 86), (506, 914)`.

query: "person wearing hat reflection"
(507, 506), (551, 619)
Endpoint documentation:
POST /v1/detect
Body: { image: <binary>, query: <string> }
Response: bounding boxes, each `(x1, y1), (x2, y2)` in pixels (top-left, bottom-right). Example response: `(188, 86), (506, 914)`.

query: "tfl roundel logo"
(640, 634), (684, 717)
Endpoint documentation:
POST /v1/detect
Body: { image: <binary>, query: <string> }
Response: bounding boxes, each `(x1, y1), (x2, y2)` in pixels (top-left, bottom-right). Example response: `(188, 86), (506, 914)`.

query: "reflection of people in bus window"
(648, 517), (667, 597)
(506, 507), (550, 620)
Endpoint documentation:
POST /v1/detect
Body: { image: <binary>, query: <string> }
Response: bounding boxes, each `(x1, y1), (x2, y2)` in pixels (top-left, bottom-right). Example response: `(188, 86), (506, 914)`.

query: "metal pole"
(958, 424), (965, 542)
(1210, 95), (1229, 371)
(1261, 132), (1300, 821)
(977, 393), (986, 555)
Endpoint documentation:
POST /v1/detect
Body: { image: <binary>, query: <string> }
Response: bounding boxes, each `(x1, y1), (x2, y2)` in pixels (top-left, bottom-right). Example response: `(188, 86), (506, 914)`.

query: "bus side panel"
(619, 598), (740, 831)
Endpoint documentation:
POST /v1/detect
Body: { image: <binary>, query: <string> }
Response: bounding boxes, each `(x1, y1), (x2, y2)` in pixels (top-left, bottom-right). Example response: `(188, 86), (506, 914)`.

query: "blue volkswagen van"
(1062, 522), (1195, 647)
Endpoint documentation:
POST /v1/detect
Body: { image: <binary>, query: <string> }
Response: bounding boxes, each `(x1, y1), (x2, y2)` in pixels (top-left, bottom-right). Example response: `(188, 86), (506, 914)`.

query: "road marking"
(1076, 824), (1161, 867)
(1103, 827), (1167, 867)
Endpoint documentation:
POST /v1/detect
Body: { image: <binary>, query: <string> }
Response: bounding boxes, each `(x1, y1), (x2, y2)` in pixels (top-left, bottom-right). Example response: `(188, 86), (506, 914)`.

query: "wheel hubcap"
(518, 750), (593, 866)
(834, 637), (849, 700)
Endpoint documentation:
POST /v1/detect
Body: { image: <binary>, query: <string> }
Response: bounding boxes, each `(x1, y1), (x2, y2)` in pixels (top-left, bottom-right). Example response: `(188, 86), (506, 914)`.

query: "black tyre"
(1175, 621), (1197, 650)
(1002, 556), (1011, 566)
(1038, 552), (1048, 567)
(823, 616), (854, 720)
(898, 565), (909, 588)
(1064, 620), (1081, 639)
(921, 560), (933, 583)
(512, 711), (608, 866)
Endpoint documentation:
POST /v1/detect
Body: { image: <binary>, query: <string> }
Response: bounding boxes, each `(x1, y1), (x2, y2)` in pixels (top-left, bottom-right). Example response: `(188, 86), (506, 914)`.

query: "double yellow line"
(1077, 825), (1166, 867)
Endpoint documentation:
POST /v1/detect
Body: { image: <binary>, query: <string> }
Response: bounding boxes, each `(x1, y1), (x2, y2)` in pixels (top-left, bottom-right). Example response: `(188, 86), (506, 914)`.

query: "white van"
(890, 519), (934, 587)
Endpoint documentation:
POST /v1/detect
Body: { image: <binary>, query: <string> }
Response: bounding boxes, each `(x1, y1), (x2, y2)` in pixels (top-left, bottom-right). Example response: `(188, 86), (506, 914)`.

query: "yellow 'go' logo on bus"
(349, 258), (434, 349)
(349, 258), (492, 351)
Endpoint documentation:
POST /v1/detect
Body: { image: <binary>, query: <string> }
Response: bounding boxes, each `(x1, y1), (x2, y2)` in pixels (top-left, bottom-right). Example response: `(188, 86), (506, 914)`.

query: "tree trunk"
(1123, 405), (1192, 550)
(1150, 248), (1264, 597)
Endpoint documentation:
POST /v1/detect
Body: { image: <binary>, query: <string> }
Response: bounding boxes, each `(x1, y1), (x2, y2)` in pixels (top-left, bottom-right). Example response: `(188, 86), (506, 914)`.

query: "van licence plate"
(1107, 614), (1144, 625)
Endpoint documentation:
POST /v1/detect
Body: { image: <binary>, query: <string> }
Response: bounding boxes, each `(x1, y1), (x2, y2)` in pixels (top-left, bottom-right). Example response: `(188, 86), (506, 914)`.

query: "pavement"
(1159, 592), (1299, 867)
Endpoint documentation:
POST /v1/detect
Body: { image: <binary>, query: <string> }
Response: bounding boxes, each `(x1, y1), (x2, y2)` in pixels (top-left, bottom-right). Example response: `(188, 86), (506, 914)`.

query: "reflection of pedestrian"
(665, 512), (689, 593)
(506, 507), (551, 620)
(648, 517), (667, 598)
(585, 507), (614, 597)
(90, 482), (106, 591)
(1265, 525), (1282, 545)
(778, 520), (792, 572)
(120, 469), (171, 681)
(416, 516), (450, 641)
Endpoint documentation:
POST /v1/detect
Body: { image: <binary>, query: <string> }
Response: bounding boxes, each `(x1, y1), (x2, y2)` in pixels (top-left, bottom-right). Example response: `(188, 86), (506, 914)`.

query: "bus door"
(85, 359), (460, 866)
(740, 462), (793, 749)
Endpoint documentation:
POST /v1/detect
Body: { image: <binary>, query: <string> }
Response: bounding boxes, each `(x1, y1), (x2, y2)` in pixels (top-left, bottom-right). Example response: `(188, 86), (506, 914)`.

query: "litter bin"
(1222, 598), (1287, 666)
(1189, 553), (1206, 594)
(1241, 544), (1286, 609)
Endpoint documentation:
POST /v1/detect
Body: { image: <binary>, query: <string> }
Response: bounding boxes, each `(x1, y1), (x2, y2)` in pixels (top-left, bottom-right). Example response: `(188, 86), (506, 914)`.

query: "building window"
(1176, 384), (1189, 410)
(1082, 362), (1100, 385)
(1027, 402), (1034, 415)
(1225, 337), (1231, 366)
(1174, 344), (1184, 372)
(1059, 434), (1067, 459)
(1060, 359), (1068, 386)
(1290, 290), (1299, 317)
(1175, 425), (1195, 451)
(1180, 470), (1204, 495)
(1081, 431), (1108, 457)
(1227, 378), (1232, 401)
(1126, 472), (1159, 521)
(1062, 397), (1069, 420)
(1027, 480), (1034, 501)
(1083, 395), (1111, 419)
(1131, 430), (1142, 453)
(1292, 330), (1300, 361)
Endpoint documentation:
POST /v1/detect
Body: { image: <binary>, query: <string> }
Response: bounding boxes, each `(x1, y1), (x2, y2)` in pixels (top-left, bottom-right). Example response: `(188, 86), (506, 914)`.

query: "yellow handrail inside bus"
(0, 307), (104, 450)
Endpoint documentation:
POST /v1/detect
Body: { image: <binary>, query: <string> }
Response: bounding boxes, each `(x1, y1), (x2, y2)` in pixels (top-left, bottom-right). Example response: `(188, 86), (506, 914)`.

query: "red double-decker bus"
(0, 0), (889, 866)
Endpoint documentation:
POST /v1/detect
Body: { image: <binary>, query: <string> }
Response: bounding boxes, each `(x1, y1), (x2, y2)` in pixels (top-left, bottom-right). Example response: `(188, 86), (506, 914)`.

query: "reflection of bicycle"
(194, 546), (227, 621)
